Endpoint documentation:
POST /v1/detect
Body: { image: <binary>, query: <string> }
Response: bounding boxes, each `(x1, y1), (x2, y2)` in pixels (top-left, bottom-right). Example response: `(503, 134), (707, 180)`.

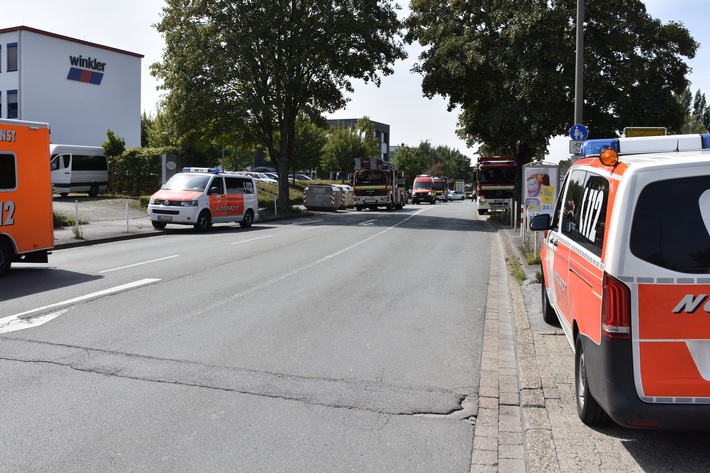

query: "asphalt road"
(3, 200), (487, 472)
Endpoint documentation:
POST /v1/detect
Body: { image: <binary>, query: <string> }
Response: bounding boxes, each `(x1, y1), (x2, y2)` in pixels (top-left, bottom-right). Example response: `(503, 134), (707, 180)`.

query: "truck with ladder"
(353, 157), (406, 211)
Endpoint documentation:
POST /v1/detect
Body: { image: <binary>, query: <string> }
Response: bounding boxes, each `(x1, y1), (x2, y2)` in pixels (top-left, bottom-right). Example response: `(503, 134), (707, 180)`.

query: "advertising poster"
(523, 163), (559, 217)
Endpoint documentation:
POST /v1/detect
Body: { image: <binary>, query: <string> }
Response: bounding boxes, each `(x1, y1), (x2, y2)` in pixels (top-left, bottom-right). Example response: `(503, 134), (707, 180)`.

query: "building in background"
(327, 119), (390, 163)
(0, 26), (142, 147)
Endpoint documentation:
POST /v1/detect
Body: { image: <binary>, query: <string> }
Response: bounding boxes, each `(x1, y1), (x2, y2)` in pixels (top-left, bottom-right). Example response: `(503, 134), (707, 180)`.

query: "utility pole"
(574, 0), (584, 126)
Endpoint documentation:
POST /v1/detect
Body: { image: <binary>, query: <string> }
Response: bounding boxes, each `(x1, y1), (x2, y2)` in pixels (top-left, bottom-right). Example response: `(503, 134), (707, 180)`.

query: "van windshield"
(163, 174), (211, 192)
(630, 175), (710, 273)
(413, 181), (432, 190)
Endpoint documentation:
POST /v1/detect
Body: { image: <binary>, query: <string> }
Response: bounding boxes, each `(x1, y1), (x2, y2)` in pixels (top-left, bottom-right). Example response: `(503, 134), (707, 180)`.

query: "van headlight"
(180, 201), (199, 207)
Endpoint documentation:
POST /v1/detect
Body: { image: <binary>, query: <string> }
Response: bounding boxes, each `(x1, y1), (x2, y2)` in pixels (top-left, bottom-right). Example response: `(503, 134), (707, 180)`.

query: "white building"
(0, 26), (142, 148)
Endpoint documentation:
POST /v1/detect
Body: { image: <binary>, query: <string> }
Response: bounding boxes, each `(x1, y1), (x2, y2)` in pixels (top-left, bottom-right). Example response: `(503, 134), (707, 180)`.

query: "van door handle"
(549, 237), (558, 247)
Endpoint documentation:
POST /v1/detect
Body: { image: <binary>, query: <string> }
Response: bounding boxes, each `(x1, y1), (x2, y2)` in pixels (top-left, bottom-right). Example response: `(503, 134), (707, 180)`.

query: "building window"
(7, 90), (17, 119)
(7, 43), (18, 72)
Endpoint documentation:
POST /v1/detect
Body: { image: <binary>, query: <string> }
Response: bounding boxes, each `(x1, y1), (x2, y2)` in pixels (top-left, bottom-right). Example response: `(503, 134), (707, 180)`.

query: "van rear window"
(630, 176), (710, 273)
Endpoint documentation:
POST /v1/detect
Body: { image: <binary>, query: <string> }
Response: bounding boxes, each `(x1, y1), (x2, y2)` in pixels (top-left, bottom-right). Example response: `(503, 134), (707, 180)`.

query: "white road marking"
(231, 235), (273, 245)
(0, 309), (69, 334)
(193, 208), (429, 315)
(99, 255), (180, 273)
(0, 278), (161, 333)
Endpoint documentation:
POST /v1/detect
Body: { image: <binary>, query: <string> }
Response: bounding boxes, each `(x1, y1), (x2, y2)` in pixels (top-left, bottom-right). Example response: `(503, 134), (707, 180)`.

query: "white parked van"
(50, 144), (109, 197)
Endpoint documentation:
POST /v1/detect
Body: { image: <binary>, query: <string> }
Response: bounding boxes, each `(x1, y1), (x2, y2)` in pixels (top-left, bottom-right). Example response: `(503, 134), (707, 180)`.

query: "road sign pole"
(574, 0), (584, 127)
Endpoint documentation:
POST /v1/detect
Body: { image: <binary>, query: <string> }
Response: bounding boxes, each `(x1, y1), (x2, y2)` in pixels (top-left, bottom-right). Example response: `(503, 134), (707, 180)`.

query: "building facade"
(327, 119), (391, 162)
(0, 26), (142, 147)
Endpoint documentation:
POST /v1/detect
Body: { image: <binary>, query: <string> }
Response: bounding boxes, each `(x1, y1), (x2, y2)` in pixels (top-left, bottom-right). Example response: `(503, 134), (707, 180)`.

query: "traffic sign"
(569, 140), (583, 155)
(569, 124), (588, 141)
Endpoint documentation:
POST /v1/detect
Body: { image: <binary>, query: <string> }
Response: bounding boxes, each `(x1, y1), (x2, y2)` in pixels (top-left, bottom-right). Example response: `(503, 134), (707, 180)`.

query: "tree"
(290, 117), (328, 179)
(676, 87), (710, 134)
(322, 117), (380, 182)
(392, 141), (471, 188)
(152, 0), (406, 211)
(406, 0), (698, 166)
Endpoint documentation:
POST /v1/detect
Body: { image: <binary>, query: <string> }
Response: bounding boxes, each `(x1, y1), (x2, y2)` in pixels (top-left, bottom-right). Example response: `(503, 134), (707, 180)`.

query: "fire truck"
(476, 156), (517, 215)
(353, 157), (406, 211)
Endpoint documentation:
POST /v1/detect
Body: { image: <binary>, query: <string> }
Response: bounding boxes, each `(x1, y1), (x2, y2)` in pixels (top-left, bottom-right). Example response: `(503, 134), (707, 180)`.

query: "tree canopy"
(152, 0), (406, 210)
(392, 141), (472, 187)
(322, 117), (379, 181)
(405, 0), (698, 165)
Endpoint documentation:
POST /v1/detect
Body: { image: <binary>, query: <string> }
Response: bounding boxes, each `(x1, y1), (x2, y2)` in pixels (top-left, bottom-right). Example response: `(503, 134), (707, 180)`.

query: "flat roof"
(0, 25), (144, 58)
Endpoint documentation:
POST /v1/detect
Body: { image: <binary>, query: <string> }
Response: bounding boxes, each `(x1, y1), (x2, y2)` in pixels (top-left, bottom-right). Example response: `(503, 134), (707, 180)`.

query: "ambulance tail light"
(601, 272), (631, 340)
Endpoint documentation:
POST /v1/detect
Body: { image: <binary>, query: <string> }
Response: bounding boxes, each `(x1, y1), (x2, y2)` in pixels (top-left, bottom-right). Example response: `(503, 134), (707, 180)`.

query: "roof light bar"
(182, 167), (221, 174)
(582, 133), (710, 157)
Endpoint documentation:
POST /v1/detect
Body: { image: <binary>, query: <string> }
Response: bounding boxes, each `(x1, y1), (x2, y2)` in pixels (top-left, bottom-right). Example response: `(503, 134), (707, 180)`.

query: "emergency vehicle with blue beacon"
(530, 132), (710, 430)
(148, 167), (258, 231)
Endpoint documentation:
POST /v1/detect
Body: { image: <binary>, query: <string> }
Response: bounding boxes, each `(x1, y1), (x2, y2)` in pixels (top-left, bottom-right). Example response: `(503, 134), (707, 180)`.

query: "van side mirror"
(208, 187), (220, 195)
(529, 214), (551, 231)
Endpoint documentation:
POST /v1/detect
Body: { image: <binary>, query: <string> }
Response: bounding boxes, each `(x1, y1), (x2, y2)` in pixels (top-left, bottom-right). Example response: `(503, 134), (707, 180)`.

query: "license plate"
(157, 215), (172, 221)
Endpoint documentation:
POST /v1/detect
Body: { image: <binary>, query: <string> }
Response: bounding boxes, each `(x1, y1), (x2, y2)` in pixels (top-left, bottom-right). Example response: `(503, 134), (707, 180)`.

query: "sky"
(5, 0), (710, 162)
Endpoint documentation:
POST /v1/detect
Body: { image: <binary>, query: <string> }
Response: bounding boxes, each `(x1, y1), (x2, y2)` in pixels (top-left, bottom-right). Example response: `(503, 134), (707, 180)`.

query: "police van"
(148, 167), (258, 231)
(530, 133), (710, 430)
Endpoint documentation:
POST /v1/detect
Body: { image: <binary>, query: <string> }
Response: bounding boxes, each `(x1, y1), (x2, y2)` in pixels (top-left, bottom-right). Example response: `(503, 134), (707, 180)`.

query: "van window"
(163, 174), (211, 191)
(0, 153), (16, 190)
(225, 176), (254, 194)
(630, 175), (710, 273)
(561, 170), (609, 257)
(72, 154), (108, 171)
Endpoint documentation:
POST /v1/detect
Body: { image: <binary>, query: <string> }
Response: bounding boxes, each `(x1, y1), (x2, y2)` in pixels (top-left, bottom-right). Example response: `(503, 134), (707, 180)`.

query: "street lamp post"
(574, 0), (584, 126)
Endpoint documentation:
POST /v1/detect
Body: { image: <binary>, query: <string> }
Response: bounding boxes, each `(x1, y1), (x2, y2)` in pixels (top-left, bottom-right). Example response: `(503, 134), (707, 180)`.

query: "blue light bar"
(702, 134), (710, 149)
(182, 167), (221, 174)
(581, 139), (619, 157)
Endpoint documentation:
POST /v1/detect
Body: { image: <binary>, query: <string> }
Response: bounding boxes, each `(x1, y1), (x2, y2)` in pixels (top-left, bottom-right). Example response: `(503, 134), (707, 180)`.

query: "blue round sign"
(569, 124), (589, 141)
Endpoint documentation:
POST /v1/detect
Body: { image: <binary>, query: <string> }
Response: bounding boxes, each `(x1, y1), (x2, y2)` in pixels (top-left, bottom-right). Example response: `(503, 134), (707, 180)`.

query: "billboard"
(522, 162), (560, 217)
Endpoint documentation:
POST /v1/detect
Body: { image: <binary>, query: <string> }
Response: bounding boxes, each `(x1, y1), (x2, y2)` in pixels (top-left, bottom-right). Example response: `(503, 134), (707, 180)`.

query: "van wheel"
(88, 183), (99, 197)
(356, 206), (363, 211)
(152, 221), (167, 230)
(240, 209), (254, 228)
(575, 337), (609, 425)
(541, 281), (557, 325)
(0, 239), (13, 277)
(194, 210), (211, 232)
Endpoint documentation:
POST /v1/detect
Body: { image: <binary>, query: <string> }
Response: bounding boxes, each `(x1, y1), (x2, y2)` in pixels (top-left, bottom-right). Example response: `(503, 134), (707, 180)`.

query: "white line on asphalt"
(231, 235), (273, 245)
(0, 278), (161, 333)
(0, 309), (69, 334)
(99, 255), (180, 273)
(359, 219), (377, 226)
(193, 208), (430, 315)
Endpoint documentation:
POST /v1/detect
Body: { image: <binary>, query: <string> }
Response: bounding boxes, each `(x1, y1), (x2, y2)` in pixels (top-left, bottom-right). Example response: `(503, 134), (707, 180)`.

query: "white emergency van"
(530, 133), (710, 430)
(148, 167), (258, 231)
(50, 144), (109, 197)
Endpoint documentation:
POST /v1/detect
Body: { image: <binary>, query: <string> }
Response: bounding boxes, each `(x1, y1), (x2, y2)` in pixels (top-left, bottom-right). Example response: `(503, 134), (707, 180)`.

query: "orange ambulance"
(0, 119), (54, 276)
(530, 133), (710, 430)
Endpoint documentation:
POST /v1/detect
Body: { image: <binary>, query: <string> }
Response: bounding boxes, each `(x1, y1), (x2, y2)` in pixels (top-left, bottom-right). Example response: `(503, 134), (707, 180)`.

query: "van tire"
(88, 183), (99, 197)
(194, 210), (211, 232)
(240, 209), (254, 228)
(152, 221), (167, 230)
(575, 337), (609, 425)
(541, 281), (557, 325)
(0, 239), (13, 277)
